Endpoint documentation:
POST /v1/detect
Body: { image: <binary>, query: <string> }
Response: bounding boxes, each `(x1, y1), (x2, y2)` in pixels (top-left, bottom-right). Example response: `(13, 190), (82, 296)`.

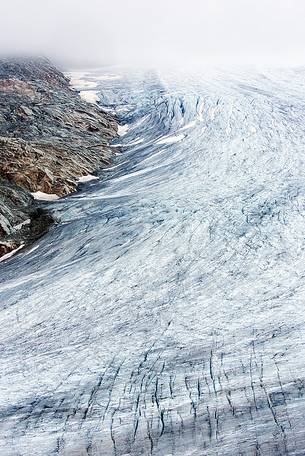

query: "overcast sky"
(2, 0), (305, 69)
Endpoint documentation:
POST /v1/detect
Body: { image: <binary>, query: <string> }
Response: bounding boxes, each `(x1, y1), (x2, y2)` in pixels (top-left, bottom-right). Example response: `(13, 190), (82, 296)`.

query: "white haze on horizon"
(1, 0), (305, 69)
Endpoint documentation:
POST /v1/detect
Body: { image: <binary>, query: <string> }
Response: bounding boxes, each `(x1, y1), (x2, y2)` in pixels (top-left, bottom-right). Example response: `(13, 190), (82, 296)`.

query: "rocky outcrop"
(0, 57), (118, 259)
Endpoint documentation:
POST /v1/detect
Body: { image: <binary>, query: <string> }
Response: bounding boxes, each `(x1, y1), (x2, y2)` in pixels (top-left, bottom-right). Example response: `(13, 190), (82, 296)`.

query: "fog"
(2, 0), (305, 69)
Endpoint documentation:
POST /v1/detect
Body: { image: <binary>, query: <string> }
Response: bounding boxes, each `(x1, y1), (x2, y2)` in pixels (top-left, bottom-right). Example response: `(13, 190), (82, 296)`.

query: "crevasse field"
(1, 68), (305, 455)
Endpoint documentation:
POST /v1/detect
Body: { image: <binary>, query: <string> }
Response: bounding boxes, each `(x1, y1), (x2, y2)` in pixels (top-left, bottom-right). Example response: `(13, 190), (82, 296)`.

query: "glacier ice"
(1, 67), (305, 455)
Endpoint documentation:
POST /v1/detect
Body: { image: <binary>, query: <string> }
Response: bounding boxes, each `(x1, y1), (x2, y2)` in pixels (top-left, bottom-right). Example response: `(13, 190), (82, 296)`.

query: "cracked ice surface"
(1, 67), (305, 455)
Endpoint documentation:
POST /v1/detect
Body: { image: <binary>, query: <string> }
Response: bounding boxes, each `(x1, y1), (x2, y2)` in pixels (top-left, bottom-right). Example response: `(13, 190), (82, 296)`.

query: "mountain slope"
(0, 57), (118, 258)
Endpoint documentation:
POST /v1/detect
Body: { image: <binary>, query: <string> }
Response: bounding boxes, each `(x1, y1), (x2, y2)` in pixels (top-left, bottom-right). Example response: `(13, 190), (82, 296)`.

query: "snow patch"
(24, 244), (40, 256)
(180, 121), (196, 131)
(126, 137), (144, 146)
(0, 244), (24, 263)
(103, 161), (128, 171)
(31, 192), (60, 201)
(78, 174), (99, 183)
(118, 124), (129, 136)
(79, 91), (99, 104)
(115, 106), (130, 114)
(156, 133), (185, 145)
(13, 219), (31, 231)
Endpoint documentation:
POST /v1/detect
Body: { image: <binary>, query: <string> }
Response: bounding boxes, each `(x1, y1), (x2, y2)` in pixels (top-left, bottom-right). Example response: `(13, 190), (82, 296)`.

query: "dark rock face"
(0, 57), (118, 258)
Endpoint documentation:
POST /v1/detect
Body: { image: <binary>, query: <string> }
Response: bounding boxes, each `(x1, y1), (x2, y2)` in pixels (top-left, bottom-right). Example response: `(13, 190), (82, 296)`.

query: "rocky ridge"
(0, 57), (118, 259)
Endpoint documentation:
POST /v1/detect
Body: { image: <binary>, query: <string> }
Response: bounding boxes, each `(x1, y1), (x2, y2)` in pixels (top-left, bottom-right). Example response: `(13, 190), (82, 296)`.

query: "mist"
(2, 0), (305, 69)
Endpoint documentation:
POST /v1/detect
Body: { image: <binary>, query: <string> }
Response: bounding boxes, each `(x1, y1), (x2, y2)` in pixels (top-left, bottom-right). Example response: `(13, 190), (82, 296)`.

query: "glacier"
(1, 67), (305, 455)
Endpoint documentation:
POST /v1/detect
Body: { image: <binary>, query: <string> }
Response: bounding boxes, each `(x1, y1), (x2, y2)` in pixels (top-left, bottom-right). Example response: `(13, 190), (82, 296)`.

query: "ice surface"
(69, 78), (98, 90)
(95, 74), (122, 81)
(1, 67), (305, 455)
(155, 133), (185, 144)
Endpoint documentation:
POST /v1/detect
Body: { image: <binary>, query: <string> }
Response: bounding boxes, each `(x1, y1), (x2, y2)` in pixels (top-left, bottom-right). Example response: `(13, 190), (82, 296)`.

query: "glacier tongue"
(1, 67), (305, 455)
